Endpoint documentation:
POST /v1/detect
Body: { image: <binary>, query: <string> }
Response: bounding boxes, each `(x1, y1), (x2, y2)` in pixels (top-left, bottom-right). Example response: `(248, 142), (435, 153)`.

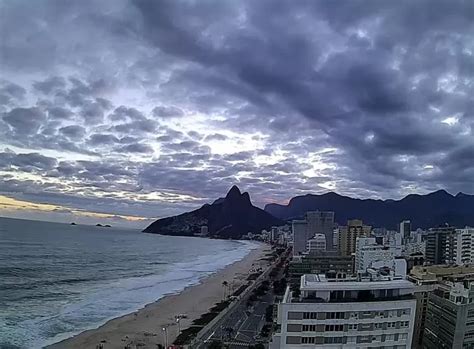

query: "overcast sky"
(0, 0), (473, 227)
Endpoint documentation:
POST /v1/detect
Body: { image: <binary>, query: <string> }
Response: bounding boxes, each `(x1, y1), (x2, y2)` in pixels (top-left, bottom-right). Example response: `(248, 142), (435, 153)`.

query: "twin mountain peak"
(143, 185), (283, 239)
(143, 186), (474, 239)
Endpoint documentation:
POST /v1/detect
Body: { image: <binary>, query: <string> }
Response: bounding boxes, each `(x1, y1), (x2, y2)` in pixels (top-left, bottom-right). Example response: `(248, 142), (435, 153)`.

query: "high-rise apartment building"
(306, 211), (335, 250)
(292, 211), (335, 255)
(270, 266), (416, 348)
(292, 219), (309, 255)
(425, 226), (456, 265)
(339, 219), (372, 256)
(423, 280), (474, 348)
(399, 220), (412, 241)
(408, 265), (474, 348)
(445, 226), (474, 265)
(288, 252), (353, 285)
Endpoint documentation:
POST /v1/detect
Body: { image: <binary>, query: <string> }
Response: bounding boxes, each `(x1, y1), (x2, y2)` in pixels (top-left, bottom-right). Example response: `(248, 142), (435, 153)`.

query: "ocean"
(0, 217), (257, 349)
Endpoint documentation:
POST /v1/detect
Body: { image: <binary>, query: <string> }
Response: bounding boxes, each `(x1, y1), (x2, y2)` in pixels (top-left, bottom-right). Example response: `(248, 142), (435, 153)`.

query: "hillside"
(264, 190), (474, 229)
(144, 185), (284, 239)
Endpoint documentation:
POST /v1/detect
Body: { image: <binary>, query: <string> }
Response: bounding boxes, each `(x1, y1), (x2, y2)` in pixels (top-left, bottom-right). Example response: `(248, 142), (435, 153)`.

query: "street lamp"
(175, 316), (181, 335)
(162, 326), (168, 348)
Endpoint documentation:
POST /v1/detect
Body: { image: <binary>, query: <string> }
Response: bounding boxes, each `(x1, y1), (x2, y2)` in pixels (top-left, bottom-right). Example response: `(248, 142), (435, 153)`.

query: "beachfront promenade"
(189, 248), (289, 348)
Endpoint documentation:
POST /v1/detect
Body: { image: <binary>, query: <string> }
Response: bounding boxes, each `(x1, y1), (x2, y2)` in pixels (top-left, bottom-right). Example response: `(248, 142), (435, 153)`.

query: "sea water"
(0, 217), (257, 348)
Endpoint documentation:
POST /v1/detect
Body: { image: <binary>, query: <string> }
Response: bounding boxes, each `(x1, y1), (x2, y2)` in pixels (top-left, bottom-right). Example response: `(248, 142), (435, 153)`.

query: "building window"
(302, 337), (315, 344)
(326, 312), (344, 319)
(325, 324), (344, 332)
(324, 337), (343, 344)
(303, 312), (318, 319)
(302, 324), (317, 332)
(358, 335), (372, 343)
(348, 324), (357, 330)
(400, 321), (409, 328)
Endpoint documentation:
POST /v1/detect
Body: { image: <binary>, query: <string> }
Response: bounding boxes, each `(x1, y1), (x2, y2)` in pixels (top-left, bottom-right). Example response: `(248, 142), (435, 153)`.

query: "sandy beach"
(46, 243), (271, 349)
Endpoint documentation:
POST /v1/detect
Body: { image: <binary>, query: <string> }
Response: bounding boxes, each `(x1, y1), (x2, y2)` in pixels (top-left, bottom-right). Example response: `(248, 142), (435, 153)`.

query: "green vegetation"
(173, 300), (231, 345)
(265, 304), (274, 322)
(246, 272), (261, 280)
(173, 326), (202, 345)
(208, 340), (223, 349)
(291, 283), (301, 298)
(273, 277), (287, 295)
(260, 323), (272, 338)
(248, 344), (265, 349)
(233, 282), (250, 297)
(210, 300), (230, 312)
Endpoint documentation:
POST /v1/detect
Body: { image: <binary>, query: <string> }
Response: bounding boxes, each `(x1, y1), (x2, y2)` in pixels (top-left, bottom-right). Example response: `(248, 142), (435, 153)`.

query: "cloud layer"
(1, 0), (473, 225)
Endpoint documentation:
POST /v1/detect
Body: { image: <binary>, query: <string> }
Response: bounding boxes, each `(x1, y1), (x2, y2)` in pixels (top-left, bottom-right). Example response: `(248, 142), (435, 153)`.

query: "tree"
(222, 280), (229, 299)
(224, 326), (234, 339)
(208, 340), (223, 349)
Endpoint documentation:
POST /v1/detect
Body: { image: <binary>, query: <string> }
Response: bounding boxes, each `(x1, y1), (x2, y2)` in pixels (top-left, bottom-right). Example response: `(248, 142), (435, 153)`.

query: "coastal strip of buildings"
(264, 211), (474, 349)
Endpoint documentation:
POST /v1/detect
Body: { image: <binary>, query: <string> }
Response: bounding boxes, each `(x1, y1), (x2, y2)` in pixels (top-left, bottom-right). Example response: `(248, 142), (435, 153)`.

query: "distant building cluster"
(266, 211), (474, 348)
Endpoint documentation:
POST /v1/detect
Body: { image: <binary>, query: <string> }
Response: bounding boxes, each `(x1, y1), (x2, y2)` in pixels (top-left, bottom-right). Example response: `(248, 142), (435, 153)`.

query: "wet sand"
(46, 243), (271, 349)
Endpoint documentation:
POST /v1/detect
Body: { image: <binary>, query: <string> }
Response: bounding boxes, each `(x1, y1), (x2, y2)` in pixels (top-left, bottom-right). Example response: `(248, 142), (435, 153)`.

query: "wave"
(9, 239), (259, 349)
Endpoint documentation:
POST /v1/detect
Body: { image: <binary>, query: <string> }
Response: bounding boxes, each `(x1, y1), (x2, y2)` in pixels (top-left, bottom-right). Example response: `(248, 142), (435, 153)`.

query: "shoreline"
(46, 242), (271, 349)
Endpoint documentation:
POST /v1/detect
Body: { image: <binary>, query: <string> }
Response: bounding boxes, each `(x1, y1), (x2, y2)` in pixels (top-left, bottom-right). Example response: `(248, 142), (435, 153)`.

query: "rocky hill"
(144, 185), (284, 239)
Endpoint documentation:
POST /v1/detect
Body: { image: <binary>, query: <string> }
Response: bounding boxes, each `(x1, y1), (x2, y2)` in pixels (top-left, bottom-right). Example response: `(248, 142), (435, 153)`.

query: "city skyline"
(1, 0), (473, 226)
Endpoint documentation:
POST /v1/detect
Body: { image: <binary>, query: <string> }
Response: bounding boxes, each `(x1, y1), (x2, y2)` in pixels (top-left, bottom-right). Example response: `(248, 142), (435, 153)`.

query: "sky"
(0, 0), (473, 228)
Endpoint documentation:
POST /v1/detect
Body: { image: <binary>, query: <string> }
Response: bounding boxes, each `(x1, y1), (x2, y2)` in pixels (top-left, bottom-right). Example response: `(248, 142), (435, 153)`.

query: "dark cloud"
(46, 106), (74, 119)
(0, 0), (473, 224)
(59, 125), (86, 139)
(109, 106), (144, 121)
(2, 107), (46, 135)
(0, 81), (26, 105)
(204, 133), (228, 142)
(88, 133), (120, 145)
(117, 143), (154, 154)
(152, 105), (184, 118)
(113, 118), (158, 134)
(33, 77), (67, 95)
(0, 151), (57, 172)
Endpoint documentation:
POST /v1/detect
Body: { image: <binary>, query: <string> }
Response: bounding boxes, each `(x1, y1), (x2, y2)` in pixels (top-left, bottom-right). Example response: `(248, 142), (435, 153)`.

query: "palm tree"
(208, 340), (223, 349)
(224, 326), (234, 339)
(222, 280), (228, 300)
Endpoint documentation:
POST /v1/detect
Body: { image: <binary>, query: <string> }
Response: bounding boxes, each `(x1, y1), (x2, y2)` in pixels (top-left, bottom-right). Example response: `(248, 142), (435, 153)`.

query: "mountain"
(144, 185), (284, 239)
(264, 190), (474, 229)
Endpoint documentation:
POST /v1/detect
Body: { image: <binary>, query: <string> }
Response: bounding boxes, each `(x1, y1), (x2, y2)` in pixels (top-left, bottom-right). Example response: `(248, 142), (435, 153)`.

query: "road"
(191, 248), (290, 348)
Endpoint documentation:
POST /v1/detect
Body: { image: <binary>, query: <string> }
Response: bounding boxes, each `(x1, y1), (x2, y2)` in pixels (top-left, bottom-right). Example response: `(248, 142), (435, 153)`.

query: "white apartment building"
(385, 232), (403, 257)
(446, 226), (474, 265)
(270, 267), (416, 349)
(355, 237), (397, 273)
(403, 241), (426, 256)
(306, 234), (327, 253)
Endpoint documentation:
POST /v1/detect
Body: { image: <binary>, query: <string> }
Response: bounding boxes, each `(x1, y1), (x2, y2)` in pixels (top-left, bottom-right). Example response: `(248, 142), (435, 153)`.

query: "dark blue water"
(0, 217), (256, 348)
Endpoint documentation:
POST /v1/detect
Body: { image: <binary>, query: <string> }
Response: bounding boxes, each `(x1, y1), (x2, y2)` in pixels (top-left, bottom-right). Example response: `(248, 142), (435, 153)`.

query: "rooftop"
(301, 274), (415, 292)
